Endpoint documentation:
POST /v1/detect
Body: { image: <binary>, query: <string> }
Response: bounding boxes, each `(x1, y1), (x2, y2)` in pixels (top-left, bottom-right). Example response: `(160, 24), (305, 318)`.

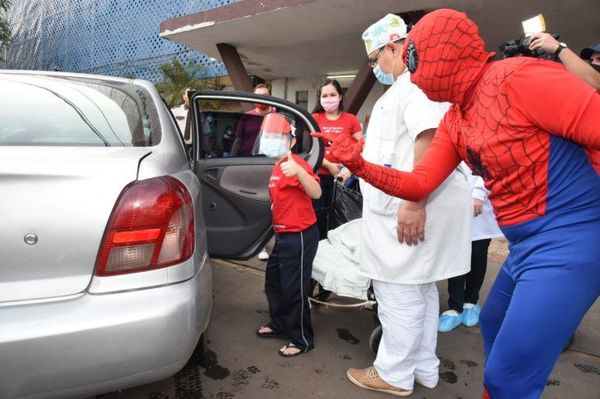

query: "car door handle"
(239, 189), (257, 196)
(204, 168), (220, 183)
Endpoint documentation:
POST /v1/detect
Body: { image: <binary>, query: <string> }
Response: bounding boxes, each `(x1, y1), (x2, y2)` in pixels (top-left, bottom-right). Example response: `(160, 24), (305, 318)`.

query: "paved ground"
(100, 245), (600, 399)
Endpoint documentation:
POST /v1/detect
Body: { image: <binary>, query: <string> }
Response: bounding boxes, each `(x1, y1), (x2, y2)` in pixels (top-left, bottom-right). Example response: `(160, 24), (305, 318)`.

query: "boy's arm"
(280, 153), (322, 199)
(296, 168), (322, 199)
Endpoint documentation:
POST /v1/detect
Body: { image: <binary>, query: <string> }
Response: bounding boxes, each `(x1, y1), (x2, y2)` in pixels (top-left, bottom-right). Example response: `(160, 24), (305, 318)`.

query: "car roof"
(0, 70), (155, 90)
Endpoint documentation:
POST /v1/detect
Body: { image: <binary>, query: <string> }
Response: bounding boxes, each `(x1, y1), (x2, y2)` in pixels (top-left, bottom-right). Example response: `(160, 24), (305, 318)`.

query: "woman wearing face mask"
(311, 79), (363, 238)
(254, 113), (322, 358)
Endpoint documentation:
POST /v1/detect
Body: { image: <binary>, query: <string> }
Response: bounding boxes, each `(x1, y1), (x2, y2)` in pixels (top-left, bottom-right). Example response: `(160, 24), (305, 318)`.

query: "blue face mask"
(259, 137), (289, 159)
(373, 64), (395, 86)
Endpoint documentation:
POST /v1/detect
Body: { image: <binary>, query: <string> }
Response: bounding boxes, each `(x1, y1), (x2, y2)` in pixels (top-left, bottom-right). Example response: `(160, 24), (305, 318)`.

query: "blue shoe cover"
(438, 310), (463, 332)
(462, 303), (481, 327)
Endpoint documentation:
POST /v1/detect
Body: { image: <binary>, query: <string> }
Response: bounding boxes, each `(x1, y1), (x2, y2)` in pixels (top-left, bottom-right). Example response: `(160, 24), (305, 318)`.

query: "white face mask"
(259, 136), (290, 158)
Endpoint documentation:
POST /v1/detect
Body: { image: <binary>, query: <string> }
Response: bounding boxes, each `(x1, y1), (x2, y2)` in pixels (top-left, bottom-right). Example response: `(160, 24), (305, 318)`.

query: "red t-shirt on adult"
(269, 154), (319, 233)
(312, 112), (362, 175)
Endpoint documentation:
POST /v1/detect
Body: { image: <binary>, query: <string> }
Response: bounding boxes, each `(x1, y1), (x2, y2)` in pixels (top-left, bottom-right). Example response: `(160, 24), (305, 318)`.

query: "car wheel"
(369, 325), (382, 354)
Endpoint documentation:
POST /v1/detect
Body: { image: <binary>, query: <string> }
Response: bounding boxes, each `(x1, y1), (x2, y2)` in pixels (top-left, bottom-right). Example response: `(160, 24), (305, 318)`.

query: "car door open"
(190, 91), (323, 259)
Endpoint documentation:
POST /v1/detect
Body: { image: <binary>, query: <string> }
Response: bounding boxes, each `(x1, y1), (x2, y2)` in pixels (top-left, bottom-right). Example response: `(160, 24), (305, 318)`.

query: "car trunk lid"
(0, 147), (151, 302)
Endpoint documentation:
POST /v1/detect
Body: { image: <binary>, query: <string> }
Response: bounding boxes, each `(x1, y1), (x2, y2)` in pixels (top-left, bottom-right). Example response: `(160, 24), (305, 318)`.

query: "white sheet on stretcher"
(312, 219), (371, 300)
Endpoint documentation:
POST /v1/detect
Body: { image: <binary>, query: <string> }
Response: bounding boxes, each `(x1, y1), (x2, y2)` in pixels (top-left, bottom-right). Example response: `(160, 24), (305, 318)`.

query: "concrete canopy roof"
(160, 0), (600, 79)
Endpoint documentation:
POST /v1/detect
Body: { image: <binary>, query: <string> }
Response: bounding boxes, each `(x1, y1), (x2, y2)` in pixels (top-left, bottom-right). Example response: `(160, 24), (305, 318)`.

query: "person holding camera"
(528, 32), (600, 90)
(528, 33), (600, 174)
(317, 9), (599, 399)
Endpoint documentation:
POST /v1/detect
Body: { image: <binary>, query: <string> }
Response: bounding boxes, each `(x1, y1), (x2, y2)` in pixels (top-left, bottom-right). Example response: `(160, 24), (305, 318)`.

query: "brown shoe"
(346, 366), (413, 397)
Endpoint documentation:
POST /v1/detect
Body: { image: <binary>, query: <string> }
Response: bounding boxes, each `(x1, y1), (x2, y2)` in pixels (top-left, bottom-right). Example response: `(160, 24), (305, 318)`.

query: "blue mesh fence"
(3, 0), (240, 82)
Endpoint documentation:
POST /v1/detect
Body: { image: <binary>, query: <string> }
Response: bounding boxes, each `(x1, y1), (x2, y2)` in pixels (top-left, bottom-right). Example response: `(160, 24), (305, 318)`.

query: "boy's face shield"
(256, 131), (293, 158)
(253, 113), (296, 159)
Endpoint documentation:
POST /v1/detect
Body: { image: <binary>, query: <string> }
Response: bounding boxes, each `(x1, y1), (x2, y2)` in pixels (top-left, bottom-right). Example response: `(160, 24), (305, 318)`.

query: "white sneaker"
(257, 249), (269, 261)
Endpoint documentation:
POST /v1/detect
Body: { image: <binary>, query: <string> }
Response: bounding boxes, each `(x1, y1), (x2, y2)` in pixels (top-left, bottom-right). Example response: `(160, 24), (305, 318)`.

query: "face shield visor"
(253, 113), (296, 158)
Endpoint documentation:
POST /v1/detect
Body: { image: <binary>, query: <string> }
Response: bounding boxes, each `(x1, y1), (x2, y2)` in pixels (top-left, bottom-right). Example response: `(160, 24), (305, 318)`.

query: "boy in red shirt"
(255, 113), (322, 357)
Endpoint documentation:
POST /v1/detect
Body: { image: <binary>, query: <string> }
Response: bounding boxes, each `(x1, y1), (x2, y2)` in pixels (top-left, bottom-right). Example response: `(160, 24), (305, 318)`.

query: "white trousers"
(373, 280), (440, 390)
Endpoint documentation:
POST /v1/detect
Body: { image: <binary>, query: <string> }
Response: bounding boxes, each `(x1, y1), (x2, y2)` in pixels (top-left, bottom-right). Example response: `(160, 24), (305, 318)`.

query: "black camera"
(500, 33), (560, 61)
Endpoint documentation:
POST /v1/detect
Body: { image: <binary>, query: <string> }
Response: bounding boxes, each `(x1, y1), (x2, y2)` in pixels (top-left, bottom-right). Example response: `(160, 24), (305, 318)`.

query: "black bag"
(330, 181), (363, 230)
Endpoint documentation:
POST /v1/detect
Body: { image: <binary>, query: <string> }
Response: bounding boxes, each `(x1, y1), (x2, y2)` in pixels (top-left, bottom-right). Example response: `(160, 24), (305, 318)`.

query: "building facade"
(3, 0), (240, 81)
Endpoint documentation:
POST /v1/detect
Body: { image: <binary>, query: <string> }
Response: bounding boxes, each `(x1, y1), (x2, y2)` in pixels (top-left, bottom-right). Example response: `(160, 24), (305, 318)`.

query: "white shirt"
(359, 71), (472, 284)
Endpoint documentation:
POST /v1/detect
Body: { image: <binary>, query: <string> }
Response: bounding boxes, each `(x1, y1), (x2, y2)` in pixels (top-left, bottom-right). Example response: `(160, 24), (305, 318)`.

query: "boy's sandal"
(278, 342), (305, 358)
(256, 325), (287, 339)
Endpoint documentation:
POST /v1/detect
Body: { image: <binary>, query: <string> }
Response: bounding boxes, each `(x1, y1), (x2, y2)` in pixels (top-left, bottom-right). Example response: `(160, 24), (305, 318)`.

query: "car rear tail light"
(95, 176), (194, 276)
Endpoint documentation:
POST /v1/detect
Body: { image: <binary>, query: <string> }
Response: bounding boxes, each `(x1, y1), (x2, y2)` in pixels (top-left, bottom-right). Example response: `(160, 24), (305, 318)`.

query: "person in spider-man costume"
(314, 8), (600, 399)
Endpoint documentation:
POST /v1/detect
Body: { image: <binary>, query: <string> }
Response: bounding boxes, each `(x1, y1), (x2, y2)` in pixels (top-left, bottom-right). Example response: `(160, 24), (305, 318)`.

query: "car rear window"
(0, 74), (161, 147)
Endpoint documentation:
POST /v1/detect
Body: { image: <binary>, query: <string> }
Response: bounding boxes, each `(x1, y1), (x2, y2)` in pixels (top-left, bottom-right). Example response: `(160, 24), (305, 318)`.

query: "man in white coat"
(345, 14), (472, 396)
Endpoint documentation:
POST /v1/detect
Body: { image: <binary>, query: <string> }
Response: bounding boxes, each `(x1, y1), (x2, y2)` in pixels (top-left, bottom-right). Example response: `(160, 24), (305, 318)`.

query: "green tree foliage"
(156, 59), (209, 108)
(0, 0), (11, 61)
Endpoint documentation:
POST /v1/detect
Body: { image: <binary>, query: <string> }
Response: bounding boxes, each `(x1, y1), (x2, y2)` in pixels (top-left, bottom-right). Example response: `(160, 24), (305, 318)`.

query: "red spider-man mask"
(402, 9), (495, 104)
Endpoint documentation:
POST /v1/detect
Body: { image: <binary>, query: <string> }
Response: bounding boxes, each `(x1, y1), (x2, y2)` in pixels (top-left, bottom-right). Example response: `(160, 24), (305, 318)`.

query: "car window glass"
(194, 98), (312, 159)
(0, 75), (160, 147)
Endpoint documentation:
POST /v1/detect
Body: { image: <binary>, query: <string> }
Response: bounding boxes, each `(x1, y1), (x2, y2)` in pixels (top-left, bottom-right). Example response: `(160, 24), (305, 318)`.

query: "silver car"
(0, 71), (323, 398)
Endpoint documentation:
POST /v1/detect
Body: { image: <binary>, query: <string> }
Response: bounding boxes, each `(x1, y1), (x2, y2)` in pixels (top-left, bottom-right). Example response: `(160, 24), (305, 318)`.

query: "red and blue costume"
(318, 9), (600, 399)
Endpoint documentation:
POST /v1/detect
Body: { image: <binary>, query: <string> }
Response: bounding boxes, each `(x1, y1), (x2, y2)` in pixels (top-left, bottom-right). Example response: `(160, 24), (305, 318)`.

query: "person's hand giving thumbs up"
(279, 152), (322, 199)
(280, 152), (301, 177)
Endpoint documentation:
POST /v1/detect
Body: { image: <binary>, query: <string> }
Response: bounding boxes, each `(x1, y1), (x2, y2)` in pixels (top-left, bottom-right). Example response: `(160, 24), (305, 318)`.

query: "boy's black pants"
(265, 224), (318, 351)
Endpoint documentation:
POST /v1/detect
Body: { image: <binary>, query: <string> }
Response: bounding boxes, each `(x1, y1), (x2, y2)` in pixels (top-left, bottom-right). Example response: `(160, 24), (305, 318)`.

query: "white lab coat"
(360, 71), (472, 284)
(468, 172), (504, 241)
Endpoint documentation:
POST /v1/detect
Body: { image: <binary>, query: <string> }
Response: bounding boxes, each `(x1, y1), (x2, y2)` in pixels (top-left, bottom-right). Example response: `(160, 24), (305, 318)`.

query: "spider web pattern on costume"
(445, 59), (550, 224)
(407, 10), (492, 104)
(345, 58), (553, 225)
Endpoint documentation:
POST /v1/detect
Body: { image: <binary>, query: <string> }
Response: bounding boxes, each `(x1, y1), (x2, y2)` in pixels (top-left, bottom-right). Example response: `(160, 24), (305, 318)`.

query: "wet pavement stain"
(232, 366), (262, 386)
(459, 359), (478, 368)
(440, 358), (456, 370)
(439, 371), (458, 384)
(247, 365), (261, 374)
(339, 354), (352, 360)
(261, 377), (280, 390)
(199, 349), (231, 380)
(212, 392), (234, 399)
(574, 364), (600, 375)
(314, 368), (325, 375)
(336, 328), (361, 345)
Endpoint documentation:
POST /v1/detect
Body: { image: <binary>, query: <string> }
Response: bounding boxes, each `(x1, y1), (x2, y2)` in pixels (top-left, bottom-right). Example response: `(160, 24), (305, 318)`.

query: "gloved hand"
(311, 132), (366, 174)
